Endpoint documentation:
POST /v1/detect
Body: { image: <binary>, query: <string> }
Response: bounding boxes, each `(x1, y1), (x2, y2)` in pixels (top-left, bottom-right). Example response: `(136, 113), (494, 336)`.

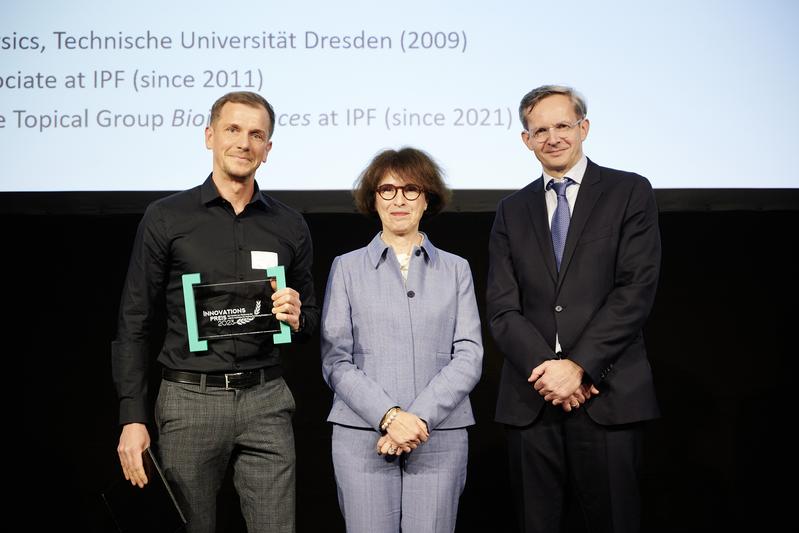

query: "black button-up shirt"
(112, 176), (319, 424)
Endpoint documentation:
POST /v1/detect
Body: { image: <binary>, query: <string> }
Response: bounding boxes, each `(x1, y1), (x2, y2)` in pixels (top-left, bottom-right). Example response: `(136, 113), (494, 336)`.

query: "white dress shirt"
(542, 154), (588, 354)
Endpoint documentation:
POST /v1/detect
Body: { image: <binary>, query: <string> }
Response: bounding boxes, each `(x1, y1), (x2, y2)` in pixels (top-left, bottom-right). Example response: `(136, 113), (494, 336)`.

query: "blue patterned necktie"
(547, 178), (574, 271)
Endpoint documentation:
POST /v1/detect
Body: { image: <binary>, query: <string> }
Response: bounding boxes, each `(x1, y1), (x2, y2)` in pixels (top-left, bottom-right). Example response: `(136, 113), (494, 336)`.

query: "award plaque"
(181, 266), (291, 352)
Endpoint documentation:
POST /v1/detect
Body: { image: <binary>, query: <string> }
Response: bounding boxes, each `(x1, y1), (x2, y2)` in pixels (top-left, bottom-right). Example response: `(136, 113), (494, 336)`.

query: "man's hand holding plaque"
(270, 280), (302, 333)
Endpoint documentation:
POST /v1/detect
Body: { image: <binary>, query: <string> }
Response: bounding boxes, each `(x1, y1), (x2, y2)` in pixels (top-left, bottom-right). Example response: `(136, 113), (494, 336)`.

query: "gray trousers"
(155, 376), (296, 533)
(331, 424), (468, 533)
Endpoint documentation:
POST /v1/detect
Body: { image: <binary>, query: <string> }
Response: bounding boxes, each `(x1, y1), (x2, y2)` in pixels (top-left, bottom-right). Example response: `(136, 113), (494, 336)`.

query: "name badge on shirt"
(251, 251), (278, 270)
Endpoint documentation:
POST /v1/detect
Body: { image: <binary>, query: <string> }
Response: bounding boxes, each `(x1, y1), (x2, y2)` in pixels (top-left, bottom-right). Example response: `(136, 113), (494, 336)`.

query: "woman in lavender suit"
(321, 147), (483, 533)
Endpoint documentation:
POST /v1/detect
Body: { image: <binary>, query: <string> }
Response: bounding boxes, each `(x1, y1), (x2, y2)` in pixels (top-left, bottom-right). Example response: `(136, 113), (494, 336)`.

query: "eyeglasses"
(375, 184), (424, 201)
(526, 118), (585, 143)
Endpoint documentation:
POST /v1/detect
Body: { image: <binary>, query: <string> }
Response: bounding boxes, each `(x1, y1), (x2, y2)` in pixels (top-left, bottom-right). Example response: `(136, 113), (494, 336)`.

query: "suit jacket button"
(407, 290), (415, 298)
(555, 305), (563, 312)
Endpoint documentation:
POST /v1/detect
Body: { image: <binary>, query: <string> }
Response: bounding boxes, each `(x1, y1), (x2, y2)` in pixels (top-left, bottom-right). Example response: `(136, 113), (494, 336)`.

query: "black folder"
(101, 448), (187, 533)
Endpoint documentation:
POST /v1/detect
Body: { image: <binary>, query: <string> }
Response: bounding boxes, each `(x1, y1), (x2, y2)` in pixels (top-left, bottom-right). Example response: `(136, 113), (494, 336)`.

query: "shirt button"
(407, 290), (415, 298)
(415, 249), (421, 256)
(555, 305), (563, 312)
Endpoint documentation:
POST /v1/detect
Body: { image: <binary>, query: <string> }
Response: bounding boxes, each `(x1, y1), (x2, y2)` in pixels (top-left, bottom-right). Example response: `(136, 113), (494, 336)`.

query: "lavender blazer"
(321, 233), (483, 431)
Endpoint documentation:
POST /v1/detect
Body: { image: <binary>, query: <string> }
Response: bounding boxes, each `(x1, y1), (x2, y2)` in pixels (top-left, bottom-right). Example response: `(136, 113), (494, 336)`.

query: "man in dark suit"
(487, 85), (661, 533)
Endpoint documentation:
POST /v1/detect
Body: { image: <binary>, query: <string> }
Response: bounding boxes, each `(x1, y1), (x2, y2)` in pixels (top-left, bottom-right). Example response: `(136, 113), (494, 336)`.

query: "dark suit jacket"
(488, 159), (661, 427)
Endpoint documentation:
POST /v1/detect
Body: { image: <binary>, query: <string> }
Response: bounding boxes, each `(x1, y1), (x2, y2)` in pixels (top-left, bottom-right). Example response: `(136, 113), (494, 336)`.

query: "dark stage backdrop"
(11, 206), (795, 533)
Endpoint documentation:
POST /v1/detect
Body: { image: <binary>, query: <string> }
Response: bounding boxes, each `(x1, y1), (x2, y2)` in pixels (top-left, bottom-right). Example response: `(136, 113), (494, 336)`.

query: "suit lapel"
(558, 160), (603, 286)
(524, 177), (558, 283)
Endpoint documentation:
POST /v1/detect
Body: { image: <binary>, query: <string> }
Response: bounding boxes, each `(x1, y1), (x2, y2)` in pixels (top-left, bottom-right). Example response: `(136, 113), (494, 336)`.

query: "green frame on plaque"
(266, 266), (292, 344)
(181, 266), (291, 352)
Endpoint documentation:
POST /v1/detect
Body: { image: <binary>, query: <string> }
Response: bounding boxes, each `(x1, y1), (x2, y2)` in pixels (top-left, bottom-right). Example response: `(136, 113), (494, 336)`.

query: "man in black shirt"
(112, 91), (319, 533)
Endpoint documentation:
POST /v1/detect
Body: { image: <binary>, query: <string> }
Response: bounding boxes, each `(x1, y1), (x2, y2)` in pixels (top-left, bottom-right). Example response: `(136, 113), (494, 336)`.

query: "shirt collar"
(200, 174), (220, 205)
(249, 181), (272, 211)
(199, 173), (272, 211)
(543, 154), (588, 189)
(366, 231), (438, 268)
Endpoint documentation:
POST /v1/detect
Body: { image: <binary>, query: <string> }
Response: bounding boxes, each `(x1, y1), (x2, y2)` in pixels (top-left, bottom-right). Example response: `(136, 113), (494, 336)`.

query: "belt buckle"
(224, 372), (244, 390)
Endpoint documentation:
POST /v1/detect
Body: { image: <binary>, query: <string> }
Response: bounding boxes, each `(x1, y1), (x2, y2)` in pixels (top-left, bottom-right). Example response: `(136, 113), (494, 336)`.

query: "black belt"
(162, 366), (281, 390)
